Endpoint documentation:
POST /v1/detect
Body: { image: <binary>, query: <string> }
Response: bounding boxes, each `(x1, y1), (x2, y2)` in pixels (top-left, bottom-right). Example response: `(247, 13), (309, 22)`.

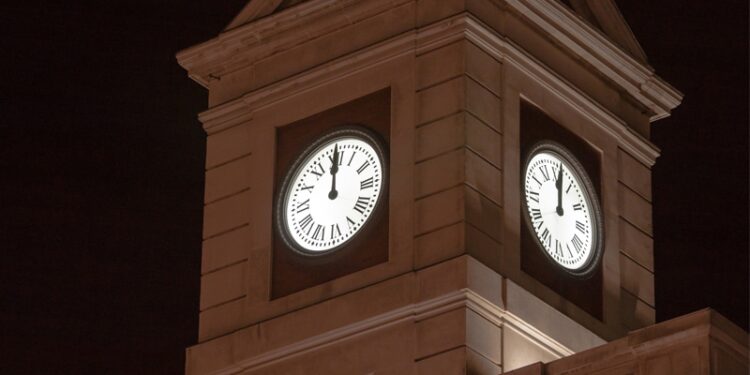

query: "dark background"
(1, 1), (746, 373)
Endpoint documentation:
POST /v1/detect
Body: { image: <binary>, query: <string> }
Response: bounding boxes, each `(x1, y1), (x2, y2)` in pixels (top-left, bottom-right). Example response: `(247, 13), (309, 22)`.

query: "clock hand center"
(556, 162), (564, 216)
(328, 143), (339, 200)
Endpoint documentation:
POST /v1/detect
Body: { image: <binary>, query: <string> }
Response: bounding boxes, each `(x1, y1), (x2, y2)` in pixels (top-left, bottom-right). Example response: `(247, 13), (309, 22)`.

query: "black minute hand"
(556, 162), (564, 216)
(328, 144), (339, 200)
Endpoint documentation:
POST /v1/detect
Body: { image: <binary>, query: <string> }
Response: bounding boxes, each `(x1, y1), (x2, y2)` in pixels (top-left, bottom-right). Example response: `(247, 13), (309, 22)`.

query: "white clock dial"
(278, 128), (386, 254)
(523, 142), (602, 275)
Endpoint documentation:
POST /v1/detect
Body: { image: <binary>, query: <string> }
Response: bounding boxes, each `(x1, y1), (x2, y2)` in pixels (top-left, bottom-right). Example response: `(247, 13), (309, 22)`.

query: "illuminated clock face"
(278, 127), (386, 255)
(522, 142), (602, 276)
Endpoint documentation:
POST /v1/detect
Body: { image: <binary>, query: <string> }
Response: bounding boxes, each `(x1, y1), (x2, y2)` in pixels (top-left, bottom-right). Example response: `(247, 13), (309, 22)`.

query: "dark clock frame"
(271, 89), (391, 299)
(520, 100), (605, 320)
(520, 140), (605, 279)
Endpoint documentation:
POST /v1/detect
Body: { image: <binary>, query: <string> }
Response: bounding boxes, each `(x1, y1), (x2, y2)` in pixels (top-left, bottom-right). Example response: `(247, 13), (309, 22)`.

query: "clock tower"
(176, 1), (743, 374)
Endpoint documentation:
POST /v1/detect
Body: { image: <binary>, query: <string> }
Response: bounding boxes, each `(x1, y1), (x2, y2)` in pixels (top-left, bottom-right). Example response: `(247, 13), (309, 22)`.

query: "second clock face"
(279, 127), (386, 254)
(523, 142), (602, 275)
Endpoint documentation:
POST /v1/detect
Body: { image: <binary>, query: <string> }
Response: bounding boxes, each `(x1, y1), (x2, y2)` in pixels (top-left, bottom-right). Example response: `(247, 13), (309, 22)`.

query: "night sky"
(2, 1), (747, 374)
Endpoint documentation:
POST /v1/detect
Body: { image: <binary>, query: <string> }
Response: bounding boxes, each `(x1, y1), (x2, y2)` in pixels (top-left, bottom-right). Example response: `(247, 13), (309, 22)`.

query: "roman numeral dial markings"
(522, 145), (600, 273)
(281, 131), (386, 253)
(353, 196), (370, 214)
(360, 177), (374, 190)
(296, 199), (310, 213)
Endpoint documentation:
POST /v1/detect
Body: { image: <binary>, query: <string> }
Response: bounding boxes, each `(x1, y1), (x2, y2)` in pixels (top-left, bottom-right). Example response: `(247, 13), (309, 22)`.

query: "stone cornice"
(224, 0), (283, 32)
(585, 0), (648, 64)
(190, 288), (579, 375)
(541, 308), (748, 374)
(196, 30), (415, 135)
(178, 0), (681, 124)
(197, 13), (662, 165)
(504, 0), (682, 121)
(176, 0), (410, 87)
(456, 16), (662, 165)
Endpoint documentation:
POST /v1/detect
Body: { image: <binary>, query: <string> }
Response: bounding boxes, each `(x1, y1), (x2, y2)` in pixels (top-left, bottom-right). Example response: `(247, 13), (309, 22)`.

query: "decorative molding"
(197, 13), (662, 165)
(458, 15), (662, 166)
(178, 0), (681, 124)
(198, 105), (254, 135)
(224, 0), (284, 31)
(585, 0), (648, 63)
(465, 289), (576, 357)
(199, 288), (577, 375)
(197, 31), (415, 134)
(176, 0), (411, 87)
(504, 0), (681, 121)
(239, 32), (414, 112)
(530, 309), (748, 374)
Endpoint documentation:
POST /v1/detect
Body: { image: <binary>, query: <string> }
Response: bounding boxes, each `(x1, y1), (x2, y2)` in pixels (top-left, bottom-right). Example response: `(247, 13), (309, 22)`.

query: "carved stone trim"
(197, 13), (662, 165)
(200, 288), (579, 375)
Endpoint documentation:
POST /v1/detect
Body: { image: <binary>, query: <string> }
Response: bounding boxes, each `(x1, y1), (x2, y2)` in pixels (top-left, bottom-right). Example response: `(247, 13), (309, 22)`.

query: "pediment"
(559, 0), (647, 63)
(225, 0), (310, 31)
(227, 0), (647, 63)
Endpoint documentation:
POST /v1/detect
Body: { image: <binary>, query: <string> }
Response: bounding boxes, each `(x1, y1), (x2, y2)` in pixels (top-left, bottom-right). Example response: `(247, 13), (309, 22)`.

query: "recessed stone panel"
(199, 261), (247, 311)
(619, 253), (654, 306)
(415, 149), (465, 199)
(415, 186), (465, 235)
(417, 77), (466, 125)
(204, 155), (251, 204)
(201, 225), (251, 274)
(416, 41), (466, 90)
(620, 288), (655, 330)
(416, 113), (465, 162)
(466, 113), (503, 167)
(198, 298), (245, 341)
(250, 2), (416, 93)
(205, 124), (250, 169)
(465, 149), (502, 206)
(618, 183), (653, 235)
(617, 148), (652, 201)
(415, 222), (466, 269)
(619, 218), (653, 271)
(203, 190), (252, 239)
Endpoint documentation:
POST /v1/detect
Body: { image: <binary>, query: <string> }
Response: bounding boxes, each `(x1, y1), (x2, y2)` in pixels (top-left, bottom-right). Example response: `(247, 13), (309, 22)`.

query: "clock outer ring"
(521, 141), (604, 279)
(275, 125), (388, 257)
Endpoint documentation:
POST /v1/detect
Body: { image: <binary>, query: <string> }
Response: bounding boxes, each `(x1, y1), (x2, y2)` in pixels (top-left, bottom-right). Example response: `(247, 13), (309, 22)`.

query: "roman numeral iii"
(360, 177), (374, 190)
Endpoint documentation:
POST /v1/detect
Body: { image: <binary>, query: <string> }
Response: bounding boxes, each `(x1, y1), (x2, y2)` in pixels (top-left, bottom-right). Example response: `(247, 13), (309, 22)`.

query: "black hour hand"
(556, 162), (564, 216)
(328, 144), (339, 199)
